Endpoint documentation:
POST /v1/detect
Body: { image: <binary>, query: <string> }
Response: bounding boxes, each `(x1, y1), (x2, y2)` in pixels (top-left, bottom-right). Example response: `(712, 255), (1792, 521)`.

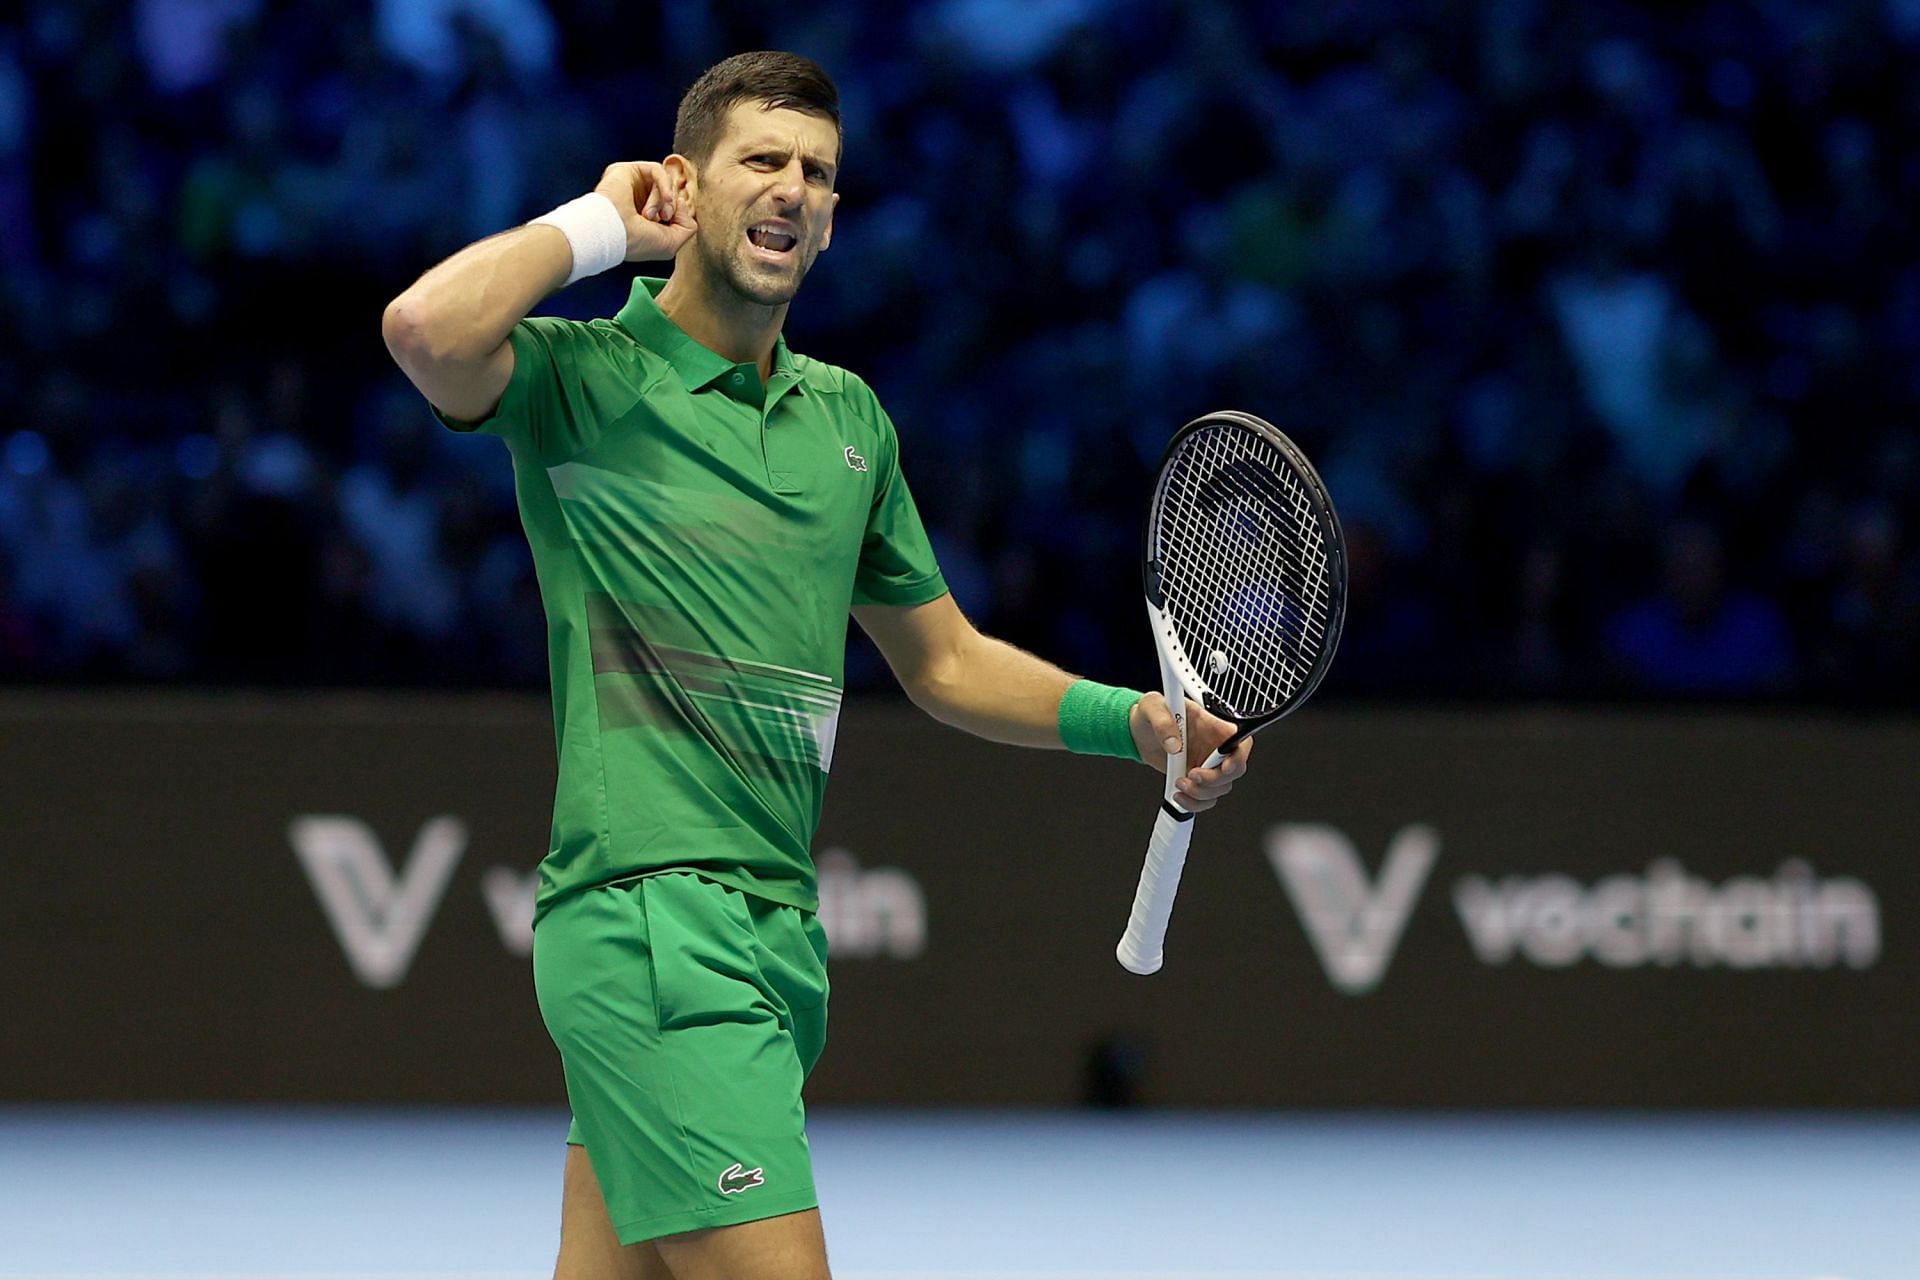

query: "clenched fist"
(1128, 692), (1252, 813)
(594, 161), (697, 262)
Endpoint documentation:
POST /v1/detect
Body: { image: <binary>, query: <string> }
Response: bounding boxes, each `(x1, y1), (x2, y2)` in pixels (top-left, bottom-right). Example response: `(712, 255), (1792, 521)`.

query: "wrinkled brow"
(732, 137), (839, 173)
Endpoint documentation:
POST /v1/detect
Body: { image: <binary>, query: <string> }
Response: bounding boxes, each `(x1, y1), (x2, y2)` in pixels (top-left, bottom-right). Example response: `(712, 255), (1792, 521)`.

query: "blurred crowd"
(2, 0), (1917, 700)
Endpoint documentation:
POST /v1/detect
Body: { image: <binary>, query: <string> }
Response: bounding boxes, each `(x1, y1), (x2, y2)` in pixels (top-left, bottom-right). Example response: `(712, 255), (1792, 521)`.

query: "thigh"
(653, 1207), (830, 1280)
(556, 1143), (673, 1280)
(535, 873), (822, 1246)
(745, 892), (831, 1077)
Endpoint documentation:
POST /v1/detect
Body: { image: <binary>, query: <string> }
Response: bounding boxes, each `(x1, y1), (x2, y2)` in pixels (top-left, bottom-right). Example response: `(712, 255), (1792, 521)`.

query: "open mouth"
(746, 223), (799, 256)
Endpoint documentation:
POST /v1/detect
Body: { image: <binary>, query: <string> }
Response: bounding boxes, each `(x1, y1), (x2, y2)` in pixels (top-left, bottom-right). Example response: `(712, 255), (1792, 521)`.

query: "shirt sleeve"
(430, 316), (604, 462)
(851, 388), (948, 608)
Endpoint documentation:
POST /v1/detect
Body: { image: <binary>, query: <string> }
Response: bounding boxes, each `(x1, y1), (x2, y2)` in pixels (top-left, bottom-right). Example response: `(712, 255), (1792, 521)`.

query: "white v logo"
(290, 815), (467, 988)
(1266, 823), (1439, 994)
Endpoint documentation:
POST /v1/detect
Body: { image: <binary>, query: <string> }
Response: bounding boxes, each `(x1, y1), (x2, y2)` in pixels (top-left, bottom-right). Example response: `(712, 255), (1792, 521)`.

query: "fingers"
(635, 163), (675, 225)
(1132, 694), (1254, 815)
(601, 160), (677, 224)
(1169, 710), (1251, 812)
(596, 161), (640, 212)
(1170, 749), (1244, 811)
(593, 160), (696, 262)
(1139, 692), (1182, 757)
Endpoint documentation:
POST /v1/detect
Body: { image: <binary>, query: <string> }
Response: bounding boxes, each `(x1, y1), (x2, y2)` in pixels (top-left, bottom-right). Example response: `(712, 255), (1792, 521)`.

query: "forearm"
(908, 631), (1082, 749)
(382, 225), (570, 366)
(384, 164), (685, 421)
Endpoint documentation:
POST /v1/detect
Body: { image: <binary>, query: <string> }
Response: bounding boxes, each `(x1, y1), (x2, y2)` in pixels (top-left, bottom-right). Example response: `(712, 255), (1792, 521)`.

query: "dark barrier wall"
(2, 694), (1913, 1107)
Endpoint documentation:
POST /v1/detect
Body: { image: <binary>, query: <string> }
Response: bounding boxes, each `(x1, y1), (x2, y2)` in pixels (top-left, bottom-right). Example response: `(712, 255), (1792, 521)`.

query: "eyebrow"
(734, 140), (838, 172)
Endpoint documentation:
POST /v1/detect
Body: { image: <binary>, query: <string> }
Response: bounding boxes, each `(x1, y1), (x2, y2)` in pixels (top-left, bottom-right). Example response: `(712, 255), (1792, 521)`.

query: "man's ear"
(663, 154), (696, 206)
(820, 191), (839, 251)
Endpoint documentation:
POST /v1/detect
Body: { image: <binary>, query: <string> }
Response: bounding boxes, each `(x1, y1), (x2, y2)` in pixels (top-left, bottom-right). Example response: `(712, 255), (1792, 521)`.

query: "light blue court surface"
(0, 1108), (1912, 1280)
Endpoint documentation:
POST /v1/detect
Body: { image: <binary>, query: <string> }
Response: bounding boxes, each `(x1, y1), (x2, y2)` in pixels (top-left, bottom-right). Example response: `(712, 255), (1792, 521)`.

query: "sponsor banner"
(0, 694), (1913, 1106)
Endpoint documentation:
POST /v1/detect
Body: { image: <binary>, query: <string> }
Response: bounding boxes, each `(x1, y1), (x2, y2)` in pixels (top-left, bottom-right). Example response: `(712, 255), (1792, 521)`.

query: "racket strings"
(1163, 455), (1329, 710)
(1154, 425), (1334, 718)
(1184, 468), (1327, 705)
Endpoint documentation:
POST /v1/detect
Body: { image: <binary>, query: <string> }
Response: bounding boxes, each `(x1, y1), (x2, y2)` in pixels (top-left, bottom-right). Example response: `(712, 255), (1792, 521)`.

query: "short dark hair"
(673, 51), (841, 167)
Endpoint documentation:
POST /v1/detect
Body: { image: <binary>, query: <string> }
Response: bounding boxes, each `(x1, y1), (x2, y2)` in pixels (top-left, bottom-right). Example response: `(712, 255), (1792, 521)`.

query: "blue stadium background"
(4, 0), (1917, 700)
(7, 6), (1920, 1277)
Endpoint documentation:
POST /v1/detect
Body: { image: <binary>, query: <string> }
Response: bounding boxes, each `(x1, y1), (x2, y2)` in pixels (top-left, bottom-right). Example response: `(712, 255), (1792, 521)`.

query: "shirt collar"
(615, 277), (805, 399)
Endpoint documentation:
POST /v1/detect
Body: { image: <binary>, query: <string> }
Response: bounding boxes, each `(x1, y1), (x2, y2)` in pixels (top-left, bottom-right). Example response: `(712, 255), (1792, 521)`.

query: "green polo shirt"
(437, 277), (947, 920)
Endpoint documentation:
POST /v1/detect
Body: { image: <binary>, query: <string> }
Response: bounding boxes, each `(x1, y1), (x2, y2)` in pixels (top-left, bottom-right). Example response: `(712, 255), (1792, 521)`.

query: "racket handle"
(1116, 804), (1196, 975)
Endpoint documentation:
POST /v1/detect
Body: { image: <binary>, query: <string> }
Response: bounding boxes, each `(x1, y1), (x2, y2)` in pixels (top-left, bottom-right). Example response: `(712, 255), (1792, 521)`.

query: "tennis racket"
(1116, 410), (1348, 975)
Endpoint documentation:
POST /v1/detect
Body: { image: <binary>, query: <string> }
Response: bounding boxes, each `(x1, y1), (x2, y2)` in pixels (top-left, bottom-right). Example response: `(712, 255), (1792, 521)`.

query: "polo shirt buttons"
(730, 371), (745, 384)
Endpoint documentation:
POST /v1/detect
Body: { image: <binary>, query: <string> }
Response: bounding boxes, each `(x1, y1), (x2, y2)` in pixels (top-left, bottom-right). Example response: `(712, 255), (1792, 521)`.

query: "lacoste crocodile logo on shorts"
(717, 1161), (766, 1195)
(843, 445), (868, 472)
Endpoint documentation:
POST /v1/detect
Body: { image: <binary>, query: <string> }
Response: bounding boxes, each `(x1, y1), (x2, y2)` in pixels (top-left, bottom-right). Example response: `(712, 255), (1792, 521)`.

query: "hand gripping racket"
(1116, 411), (1348, 975)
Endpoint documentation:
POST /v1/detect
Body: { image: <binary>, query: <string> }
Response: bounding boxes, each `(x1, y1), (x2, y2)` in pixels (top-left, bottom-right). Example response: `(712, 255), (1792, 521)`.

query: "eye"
(805, 164), (828, 183)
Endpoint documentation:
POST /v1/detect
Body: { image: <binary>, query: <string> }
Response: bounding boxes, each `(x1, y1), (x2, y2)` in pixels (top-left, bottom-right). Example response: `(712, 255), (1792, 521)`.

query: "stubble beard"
(695, 219), (812, 309)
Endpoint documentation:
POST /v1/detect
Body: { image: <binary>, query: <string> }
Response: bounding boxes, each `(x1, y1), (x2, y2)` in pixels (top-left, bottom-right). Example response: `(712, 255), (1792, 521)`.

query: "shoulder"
(515, 314), (649, 356)
(791, 354), (891, 429)
(788, 352), (869, 405)
(514, 314), (671, 384)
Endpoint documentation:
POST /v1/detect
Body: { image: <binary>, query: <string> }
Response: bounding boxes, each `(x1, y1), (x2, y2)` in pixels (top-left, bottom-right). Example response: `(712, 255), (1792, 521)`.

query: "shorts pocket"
(639, 873), (772, 1031)
(759, 905), (830, 1013)
(757, 904), (831, 1075)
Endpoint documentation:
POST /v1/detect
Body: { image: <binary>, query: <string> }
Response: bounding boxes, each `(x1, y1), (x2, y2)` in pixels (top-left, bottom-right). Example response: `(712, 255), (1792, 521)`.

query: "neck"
(656, 258), (786, 379)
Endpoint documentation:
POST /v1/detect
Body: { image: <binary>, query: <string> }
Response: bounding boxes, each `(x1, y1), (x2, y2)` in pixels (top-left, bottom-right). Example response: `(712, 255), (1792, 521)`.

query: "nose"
(770, 159), (806, 207)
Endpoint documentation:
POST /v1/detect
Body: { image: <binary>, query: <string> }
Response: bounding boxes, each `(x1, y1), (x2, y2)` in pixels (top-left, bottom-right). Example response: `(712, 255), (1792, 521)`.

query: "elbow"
(902, 651), (965, 725)
(382, 294), (429, 366)
(382, 293), (478, 369)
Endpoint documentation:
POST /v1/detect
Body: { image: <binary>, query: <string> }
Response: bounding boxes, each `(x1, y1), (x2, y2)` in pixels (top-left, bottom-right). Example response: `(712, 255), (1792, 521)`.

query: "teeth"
(748, 224), (798, 252)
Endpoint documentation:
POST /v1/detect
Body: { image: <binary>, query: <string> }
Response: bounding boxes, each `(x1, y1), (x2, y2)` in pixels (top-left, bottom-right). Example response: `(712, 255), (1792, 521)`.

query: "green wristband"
(1058, 679), (1147, 763)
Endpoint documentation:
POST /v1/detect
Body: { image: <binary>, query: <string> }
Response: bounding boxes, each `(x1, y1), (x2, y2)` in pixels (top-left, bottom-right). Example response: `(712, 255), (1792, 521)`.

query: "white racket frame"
(1114, 410), (1345, 976)
(1113, 595), (1226, 975)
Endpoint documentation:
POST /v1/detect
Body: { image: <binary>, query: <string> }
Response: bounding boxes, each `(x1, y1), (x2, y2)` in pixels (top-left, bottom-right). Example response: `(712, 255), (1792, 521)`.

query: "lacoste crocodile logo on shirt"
(718, 1162), (766, 1194)
(843, 445), (868, 472)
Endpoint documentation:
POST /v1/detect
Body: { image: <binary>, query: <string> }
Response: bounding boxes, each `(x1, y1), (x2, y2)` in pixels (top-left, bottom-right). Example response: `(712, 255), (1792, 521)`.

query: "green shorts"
(532, 870), (830, 1244)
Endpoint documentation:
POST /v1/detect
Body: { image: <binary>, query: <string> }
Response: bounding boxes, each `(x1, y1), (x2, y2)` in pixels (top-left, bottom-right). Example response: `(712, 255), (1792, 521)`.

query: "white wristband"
(530, 193), (628, 286)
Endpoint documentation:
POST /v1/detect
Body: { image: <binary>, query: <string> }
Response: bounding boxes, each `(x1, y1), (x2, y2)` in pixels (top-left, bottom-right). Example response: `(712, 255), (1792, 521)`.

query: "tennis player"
(383, 51), (1251, 1280)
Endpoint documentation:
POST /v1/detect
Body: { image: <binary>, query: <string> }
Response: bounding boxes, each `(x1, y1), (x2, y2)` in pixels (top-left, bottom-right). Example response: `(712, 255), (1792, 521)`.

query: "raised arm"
(852, 594), (1250, 810)
(380, 161), (695, 422)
